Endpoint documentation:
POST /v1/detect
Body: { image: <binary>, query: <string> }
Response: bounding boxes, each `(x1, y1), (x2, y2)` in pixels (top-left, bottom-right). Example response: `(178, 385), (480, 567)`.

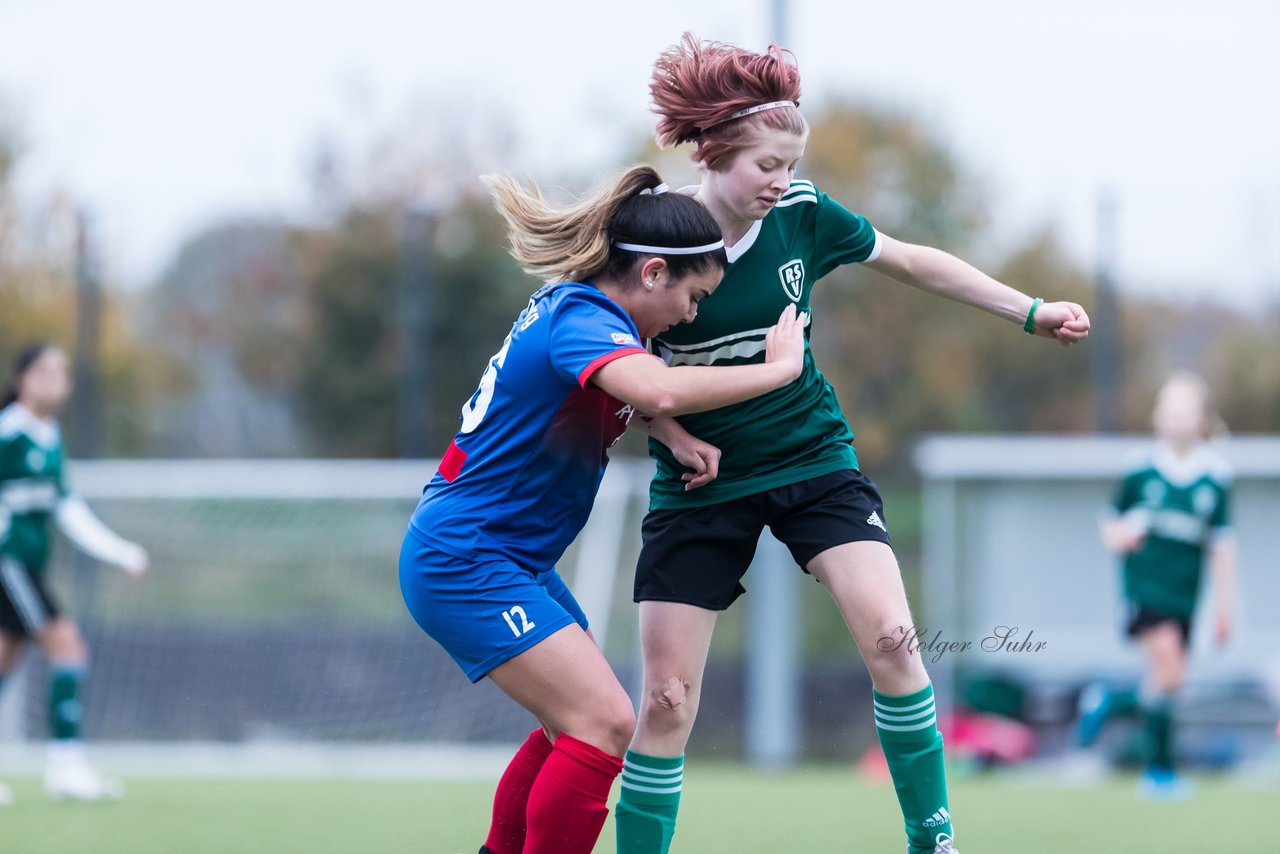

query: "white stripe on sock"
(622, 769), (684, 787)
(620, 780), (684, 795)
(872, 696), (935, 714)
(622, 761), (683, 778)
(874, 714), (937, 732)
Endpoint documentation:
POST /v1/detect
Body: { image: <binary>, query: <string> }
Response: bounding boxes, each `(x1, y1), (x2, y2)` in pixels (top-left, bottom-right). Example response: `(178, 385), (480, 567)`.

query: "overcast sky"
(2, 0), (1277, 302)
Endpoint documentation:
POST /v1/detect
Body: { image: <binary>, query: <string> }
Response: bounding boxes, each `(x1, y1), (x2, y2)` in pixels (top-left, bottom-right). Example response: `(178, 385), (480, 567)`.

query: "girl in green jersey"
(0, 344), (148, 804)
(617, 34), (1090, 854)
(1081, 372), (1235, 798)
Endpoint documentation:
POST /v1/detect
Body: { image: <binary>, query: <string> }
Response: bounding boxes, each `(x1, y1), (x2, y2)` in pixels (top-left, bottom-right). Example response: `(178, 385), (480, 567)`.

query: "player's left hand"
(1031, 301), (1090, 346)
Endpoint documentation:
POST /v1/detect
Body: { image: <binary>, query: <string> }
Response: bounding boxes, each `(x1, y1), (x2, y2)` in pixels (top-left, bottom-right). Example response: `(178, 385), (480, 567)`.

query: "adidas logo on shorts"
(866, 511), (887, 532)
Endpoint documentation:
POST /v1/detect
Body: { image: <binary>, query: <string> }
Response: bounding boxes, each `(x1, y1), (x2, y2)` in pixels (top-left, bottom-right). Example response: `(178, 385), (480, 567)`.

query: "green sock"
(875, 683), (953, 854)
(49, 663), (85, 741)
(1142, 695), (1175, 772)
(615, 750), (683, 854)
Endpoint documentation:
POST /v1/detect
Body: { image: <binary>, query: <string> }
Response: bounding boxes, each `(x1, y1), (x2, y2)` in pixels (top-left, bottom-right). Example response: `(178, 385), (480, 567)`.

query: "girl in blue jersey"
(614, 35), (1091, 854)
(398, 165), (806, 854)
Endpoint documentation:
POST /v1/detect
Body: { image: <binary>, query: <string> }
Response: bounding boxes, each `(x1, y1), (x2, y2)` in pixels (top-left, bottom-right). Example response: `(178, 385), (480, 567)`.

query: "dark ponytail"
(1, 342), (54, 409)
(604, 185), (727, 285)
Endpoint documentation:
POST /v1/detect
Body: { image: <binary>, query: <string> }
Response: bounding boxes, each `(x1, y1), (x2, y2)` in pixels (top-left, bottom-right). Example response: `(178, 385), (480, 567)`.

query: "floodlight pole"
(745, 0), (803, 770)
(398, 204), (436, 458)
(1093, 191), (1123, 432)
(70, 209), (103, 459)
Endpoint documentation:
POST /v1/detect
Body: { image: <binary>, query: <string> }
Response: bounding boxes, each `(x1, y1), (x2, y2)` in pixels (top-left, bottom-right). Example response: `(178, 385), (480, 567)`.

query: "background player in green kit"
(0, 343), (148, 805)
(1079, 371), (1235, 798)
(615, 34), (1091, 854)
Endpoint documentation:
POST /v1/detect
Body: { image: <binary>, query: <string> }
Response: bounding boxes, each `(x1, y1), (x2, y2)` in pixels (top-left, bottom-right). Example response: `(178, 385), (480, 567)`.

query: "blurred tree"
(145, 220), (303, 456)
(77, 95), (1276, 460)
(794, 104), (1096, 474)
(291, 192), (533, 457)
(0, 118), (180, 455)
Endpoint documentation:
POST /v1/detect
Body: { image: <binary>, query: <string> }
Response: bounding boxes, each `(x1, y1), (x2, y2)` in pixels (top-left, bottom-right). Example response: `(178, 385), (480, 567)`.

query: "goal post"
(0, 457), (805, 771)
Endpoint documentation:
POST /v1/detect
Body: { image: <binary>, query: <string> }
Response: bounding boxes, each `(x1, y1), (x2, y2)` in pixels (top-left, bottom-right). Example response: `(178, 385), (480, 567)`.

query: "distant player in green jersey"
(1079, 372), (1235, 798)
(0, 344), (148, 805)
(614, 34), (1090, 854)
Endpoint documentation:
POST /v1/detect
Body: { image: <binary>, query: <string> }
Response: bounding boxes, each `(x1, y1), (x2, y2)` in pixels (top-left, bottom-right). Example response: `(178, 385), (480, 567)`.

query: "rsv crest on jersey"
(778, 259), (805, 301)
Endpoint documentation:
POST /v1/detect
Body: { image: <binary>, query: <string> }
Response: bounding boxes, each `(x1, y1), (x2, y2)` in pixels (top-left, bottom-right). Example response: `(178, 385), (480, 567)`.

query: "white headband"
(640, 183), (669, 195)
(726, 100), (798, 120)
(614, 239), (725, 255)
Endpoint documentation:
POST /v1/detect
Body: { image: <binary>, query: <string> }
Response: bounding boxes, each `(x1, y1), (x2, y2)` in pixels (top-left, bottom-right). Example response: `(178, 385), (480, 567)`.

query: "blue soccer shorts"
(398, 528), (589, 682)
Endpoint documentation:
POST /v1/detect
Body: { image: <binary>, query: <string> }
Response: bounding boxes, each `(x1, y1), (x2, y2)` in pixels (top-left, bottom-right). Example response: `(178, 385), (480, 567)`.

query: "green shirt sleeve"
(1112, 468), (1144, 514)
(812, 191), (878, 281)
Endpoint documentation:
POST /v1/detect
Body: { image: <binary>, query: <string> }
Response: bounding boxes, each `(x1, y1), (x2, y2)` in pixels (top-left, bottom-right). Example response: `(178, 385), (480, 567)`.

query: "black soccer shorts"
(0, 556), (60, 637)
(634, 468), (892, 611)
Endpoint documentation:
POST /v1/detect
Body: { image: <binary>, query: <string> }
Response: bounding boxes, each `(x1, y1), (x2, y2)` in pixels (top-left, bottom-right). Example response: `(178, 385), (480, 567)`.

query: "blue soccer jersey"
(408, 281), (649, 571)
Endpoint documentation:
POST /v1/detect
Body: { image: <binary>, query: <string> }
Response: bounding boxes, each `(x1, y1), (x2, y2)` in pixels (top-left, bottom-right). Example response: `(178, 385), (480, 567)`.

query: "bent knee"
(567, 689), (635, 756)
(42, 622), (88, 663)
(862, 622), (930, 678)
(641, 675), (700, 729)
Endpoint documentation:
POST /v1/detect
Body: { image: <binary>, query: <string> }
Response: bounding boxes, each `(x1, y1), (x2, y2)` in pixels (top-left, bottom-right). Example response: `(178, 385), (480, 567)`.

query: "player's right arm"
(636, 415), (720, 490)
(1100, 515), (1146, 554)
(591, 305), (806, 417)
(1099, 467), (1147, 554)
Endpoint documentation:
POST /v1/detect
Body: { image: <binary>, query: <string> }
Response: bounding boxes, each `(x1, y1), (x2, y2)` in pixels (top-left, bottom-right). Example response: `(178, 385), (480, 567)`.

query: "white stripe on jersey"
(0, 479), (60, 513)
(775, 193), (817, 207)
(865, 229), (884, 262)
(663, 337), (768, 367)
(658, 325), (774, 354)
(655, 314), (811, 366)
(1, 557), (50, 632)
(0, 403), (60, 447)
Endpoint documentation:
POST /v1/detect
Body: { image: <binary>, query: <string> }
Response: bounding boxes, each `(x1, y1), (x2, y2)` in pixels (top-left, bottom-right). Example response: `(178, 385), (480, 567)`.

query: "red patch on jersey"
(438, 439), (468, 482)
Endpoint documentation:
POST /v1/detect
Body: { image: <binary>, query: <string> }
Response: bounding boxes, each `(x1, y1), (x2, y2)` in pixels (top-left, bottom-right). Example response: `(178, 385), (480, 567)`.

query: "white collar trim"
(725, 219), (763, 264)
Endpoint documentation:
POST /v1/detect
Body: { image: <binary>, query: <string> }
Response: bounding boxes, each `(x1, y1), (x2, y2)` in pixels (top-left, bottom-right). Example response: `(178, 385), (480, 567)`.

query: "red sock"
(483, 729), (554, 854)
(523, 733), (624, 854)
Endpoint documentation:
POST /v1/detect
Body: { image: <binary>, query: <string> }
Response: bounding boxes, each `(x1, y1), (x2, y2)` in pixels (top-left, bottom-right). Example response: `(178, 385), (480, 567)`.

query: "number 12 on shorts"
(502, 606), (536, 637)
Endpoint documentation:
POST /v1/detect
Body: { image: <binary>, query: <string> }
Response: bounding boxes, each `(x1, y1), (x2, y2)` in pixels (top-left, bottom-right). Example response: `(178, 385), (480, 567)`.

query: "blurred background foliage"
(1, 100), (1276, 469)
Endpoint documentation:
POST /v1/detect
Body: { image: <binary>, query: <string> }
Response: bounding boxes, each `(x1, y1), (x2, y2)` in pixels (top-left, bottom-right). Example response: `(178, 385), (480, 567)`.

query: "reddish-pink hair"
(651, 32), (806, 171)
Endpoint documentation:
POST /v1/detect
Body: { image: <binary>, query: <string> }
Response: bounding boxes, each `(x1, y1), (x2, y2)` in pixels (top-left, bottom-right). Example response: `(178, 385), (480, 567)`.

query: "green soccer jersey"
(647, 179), (880, 509)
(0, 402), (67, 573)
(1110, 444), (1233, 618)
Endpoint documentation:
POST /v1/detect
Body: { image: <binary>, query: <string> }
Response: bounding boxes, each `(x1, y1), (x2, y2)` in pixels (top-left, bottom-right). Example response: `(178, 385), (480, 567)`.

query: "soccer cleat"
(0, 780), (12, 807)
(933, 833), (959, 853)
(1076, 682), (1112, 747)
(909, 833), (959, 854)
(44, 759), (125, 802)
(1138, 768), (1192, 801)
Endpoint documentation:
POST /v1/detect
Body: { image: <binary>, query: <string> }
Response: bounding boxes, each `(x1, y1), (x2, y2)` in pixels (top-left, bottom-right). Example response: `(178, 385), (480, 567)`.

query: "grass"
(1, 764), (1268, 853)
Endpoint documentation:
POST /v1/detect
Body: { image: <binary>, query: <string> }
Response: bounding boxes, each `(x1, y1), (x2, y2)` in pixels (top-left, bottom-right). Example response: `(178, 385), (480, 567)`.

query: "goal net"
(0, 459), (654, 750)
